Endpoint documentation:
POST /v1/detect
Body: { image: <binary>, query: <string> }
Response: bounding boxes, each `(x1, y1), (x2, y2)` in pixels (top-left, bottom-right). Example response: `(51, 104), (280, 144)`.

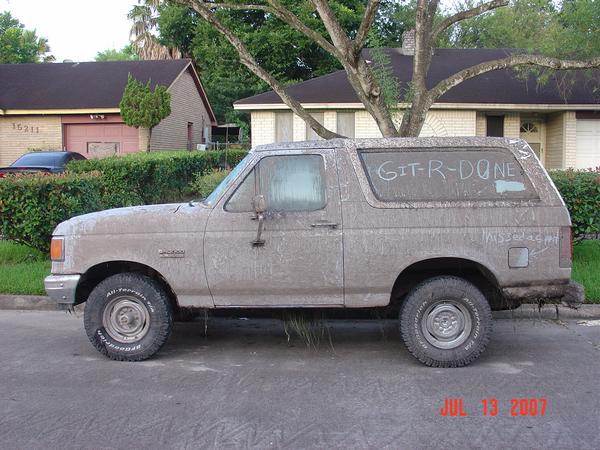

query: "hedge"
(0, 150), (247, 253)
(0, 173), (110, 252)
(68, 150), (247, 204)
(2, 151), (596, 254)
(550, 169), (600, 240)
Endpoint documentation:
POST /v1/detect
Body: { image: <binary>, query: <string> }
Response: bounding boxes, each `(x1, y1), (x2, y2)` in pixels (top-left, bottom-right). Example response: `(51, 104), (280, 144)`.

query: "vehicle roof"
(253, 137), (528, 152)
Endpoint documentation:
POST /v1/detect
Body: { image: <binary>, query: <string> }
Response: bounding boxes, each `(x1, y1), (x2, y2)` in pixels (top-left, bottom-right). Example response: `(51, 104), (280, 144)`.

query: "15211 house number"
(12, 123), (40, 133)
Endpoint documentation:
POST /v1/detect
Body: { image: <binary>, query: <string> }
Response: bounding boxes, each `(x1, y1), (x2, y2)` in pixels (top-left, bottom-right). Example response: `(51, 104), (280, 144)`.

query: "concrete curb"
(1, 294), (600, 320)
(0, 295), (59, 311)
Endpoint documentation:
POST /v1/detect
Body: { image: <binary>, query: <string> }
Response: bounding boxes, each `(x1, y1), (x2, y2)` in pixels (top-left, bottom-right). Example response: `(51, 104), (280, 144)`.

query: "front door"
(204, 150), (344, 306)
(520, 120), (543, 163)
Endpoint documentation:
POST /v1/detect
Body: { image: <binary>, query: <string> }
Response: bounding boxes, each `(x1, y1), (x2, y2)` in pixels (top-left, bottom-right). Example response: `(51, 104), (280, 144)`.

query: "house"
(234, 34), (600, 170)
(0, 59), (216, 165)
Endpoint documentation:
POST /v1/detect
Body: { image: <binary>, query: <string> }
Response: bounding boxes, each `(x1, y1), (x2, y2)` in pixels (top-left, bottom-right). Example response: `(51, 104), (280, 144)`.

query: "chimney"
(401, 29), (415, 56)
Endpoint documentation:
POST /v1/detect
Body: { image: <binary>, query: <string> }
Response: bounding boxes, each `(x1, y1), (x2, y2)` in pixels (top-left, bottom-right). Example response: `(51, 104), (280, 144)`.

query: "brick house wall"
(249, 109), (477, 147)
(0, 116), (63, 166)
(149, 70), (213, 151)
(545, 112), (577, 170)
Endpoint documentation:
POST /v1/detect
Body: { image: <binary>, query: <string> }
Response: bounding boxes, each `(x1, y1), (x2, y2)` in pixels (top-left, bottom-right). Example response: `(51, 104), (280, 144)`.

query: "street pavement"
(0, 310), (599, 449)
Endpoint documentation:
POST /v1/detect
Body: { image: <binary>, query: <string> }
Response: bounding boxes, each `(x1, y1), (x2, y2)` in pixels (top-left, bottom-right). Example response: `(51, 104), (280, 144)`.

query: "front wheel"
(84, 273), (173, 361)
(400, 276), (493, 368)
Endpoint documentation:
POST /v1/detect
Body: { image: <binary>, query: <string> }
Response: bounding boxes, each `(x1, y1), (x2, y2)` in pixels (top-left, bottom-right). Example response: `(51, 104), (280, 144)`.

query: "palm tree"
(128, 3), (181, 60)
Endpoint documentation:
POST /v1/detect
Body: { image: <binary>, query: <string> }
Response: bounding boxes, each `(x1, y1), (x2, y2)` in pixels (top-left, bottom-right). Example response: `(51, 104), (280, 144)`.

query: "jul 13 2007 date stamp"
(439, 398), (547, 417)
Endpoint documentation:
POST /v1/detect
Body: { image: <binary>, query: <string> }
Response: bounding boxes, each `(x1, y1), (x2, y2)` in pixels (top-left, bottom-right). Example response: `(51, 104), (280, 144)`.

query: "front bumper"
(502, 280), (585, 308)
(44, 274), (81, 304)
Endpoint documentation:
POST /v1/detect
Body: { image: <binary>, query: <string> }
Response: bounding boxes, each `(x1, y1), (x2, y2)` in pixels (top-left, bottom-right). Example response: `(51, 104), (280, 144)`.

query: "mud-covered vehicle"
(45, 137), (584, 367)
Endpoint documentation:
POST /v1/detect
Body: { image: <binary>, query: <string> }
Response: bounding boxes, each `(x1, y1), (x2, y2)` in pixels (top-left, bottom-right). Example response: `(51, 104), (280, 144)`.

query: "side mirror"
(252, 194), (266, 214)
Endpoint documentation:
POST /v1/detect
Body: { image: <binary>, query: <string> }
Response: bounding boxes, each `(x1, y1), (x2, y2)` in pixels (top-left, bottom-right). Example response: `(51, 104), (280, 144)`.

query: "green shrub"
(68, 150), (247, 204)
(0, 150), (248, 253)
(188, 169), (231, 199)
(550, 169), (600, 239)
(0, 173), (107, 253)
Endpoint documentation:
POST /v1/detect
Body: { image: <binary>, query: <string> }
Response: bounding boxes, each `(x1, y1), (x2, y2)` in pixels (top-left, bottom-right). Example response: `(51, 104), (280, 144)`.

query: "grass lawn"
(572, 240), (600, 303)
(0, 240), (599, 302)
(0, 241), (50, 296)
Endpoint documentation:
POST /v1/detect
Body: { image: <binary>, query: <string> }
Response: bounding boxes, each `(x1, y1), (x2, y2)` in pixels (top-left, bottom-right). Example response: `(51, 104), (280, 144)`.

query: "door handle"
(310, 222), (339, 229)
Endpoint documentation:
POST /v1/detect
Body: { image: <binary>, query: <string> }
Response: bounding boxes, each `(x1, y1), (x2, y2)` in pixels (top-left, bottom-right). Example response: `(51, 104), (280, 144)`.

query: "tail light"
(559, 226), (572, 268)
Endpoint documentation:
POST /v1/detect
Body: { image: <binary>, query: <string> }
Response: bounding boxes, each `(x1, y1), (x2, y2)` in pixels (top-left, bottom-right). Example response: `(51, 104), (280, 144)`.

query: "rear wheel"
(84, 273), (173, 361)
(400, 276), (492, 368)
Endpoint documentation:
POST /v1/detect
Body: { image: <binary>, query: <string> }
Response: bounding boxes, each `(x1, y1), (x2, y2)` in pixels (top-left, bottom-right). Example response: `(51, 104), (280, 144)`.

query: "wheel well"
(75, 261), (179, 311)
(390, 258), (506, 309)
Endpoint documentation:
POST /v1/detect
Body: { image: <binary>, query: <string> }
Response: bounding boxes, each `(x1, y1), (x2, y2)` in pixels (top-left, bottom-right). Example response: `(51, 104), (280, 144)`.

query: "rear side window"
(226, 154), (327, 212)
(358, 148), (537, 202)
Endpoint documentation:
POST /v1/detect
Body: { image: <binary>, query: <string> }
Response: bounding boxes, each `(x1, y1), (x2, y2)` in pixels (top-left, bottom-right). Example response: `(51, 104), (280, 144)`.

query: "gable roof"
(235, 48), (600, 108)
(0, 59), (216, 122)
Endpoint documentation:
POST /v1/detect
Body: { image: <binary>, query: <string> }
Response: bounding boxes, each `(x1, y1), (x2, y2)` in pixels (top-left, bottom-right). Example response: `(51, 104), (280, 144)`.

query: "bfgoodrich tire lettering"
(84, 273), (173, 361)
(400, 276), (493, 368)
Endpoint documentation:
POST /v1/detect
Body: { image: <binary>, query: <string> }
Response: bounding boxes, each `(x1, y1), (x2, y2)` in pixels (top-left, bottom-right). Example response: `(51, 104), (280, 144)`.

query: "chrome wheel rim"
(102, 296), (150, 344)
(421, 301), (472, 349)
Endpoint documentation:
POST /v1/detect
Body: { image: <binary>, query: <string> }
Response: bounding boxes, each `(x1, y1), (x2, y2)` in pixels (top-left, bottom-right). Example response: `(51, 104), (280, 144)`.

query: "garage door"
(64, 124), (139, 158)
(576, 120), (600, 169)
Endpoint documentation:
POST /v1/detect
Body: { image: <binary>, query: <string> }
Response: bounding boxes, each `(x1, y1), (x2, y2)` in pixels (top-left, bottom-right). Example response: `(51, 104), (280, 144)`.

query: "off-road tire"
(84, 273), (173, 361)
(400, 276), (493, 368)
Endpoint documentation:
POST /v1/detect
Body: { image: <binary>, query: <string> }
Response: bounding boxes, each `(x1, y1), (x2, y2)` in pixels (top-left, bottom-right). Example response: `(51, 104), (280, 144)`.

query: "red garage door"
(64, 123), (139, 158)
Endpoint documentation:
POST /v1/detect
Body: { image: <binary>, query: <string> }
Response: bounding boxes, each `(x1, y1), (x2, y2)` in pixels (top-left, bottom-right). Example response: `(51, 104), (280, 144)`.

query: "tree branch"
(309, 0), (353, 54)
(431, 0), (508, 43)
(177, 0), (341, 139)
(204, 2), (271, 12)
(353, 0), (380, 56)
(429, 53), (600, 102)
(266, 0), (342, 60)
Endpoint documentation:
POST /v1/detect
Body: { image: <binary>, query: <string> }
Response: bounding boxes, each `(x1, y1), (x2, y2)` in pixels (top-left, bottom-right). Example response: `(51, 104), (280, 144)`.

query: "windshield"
(12, 152), (62, 167)
(202, 153), (254, 207)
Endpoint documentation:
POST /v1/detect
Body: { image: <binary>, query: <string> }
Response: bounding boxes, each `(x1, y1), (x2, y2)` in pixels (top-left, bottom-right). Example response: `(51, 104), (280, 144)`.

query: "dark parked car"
(0, 151), (86, 177)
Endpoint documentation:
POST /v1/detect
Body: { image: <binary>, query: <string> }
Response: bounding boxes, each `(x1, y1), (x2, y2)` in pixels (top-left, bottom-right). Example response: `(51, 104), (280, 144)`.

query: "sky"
(1, 0), (467, 63)
(1, 0), (137, 62)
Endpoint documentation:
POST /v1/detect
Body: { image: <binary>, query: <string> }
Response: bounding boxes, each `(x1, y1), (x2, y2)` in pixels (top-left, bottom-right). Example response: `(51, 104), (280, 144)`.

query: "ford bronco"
(45, 137), (584, 367)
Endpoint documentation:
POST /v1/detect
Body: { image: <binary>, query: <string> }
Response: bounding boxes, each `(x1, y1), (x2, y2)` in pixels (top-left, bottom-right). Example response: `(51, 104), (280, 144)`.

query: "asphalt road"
(0, 310), (599, 450)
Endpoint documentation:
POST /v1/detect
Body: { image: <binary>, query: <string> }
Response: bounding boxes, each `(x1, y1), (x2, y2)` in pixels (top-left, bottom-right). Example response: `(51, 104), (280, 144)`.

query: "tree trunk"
(147, 127), (152, 152)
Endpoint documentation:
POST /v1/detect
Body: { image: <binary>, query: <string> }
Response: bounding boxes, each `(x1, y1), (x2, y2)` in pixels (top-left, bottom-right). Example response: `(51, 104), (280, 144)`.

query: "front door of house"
(520, 120), (543, 163)
(203, 149), (344, 307)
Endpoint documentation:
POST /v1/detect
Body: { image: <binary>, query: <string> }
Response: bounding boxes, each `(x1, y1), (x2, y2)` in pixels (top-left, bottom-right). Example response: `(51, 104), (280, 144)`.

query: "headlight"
(50, 236), (65, 262)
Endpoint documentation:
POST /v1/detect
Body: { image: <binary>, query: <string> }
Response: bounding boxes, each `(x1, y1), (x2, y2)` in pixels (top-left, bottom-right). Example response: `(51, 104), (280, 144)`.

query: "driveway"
(0, 310), (599, 449)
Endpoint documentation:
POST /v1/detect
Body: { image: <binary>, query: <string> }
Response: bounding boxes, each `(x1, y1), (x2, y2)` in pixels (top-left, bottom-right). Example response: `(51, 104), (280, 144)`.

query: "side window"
(225, 169), (256, 212)
(358, 148), (538, 202)
(225, 154), (327, 212)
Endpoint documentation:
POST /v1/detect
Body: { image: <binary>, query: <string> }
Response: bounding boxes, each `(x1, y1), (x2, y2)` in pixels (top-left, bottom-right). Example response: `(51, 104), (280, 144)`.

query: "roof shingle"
(0, 59), (191, 110)
(235, 48), (600, 106)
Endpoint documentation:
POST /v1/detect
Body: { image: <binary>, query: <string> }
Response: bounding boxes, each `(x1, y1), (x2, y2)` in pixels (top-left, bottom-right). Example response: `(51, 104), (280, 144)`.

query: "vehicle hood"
(54, 203), (208, 236)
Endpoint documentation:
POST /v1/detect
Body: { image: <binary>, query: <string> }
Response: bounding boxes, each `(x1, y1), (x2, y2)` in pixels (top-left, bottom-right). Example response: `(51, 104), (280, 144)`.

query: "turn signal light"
(50, 237), (64, 261)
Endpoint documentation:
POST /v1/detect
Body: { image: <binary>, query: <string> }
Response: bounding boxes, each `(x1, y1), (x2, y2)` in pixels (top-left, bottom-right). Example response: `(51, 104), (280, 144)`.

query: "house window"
(306, 112), (325, 140)
(336, 112), (355, 138)
(486, 115), (504, 137)
(275, 112), (293, 143)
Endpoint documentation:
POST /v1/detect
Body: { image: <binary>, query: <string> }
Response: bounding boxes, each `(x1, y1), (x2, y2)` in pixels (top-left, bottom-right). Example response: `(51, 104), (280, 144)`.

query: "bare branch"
(208, 2), (271, 10)
(204, 2), (271, 11)
(353, 0), (380, 55)
(266, 0), (342, 59)
(177, 0), (341, 139)
(309, 0), (352, 53)
(429, 53), (600, 102)
(431, 0), (508, 43)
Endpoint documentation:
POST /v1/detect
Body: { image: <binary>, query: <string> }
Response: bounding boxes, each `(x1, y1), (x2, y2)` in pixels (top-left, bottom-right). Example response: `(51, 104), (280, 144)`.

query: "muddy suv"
(45, 138), (583, 367)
